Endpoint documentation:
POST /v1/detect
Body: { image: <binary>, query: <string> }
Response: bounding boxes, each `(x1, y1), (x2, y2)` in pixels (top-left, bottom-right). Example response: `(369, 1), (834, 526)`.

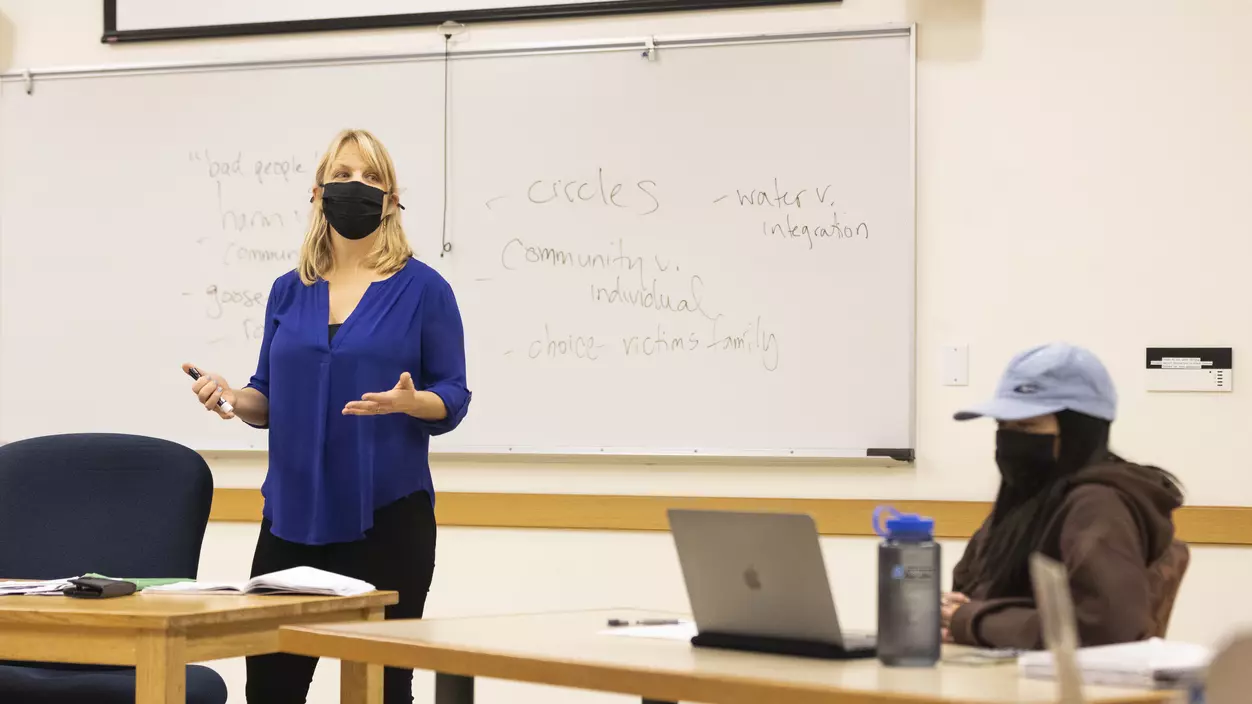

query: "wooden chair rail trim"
(209, 488), (1252, 546)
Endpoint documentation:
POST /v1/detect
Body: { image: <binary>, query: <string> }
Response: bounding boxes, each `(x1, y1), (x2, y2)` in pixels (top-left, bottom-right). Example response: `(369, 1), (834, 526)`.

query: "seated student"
(941, 343), (1187, 650)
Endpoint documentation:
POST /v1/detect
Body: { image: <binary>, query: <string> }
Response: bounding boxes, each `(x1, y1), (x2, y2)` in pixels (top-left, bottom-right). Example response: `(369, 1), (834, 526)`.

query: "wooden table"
(0, 590), (397, 704)
(280, 609), (1177, 704)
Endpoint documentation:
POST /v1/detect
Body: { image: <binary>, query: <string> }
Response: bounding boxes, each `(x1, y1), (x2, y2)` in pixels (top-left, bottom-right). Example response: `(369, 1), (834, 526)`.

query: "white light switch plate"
(942, 345), (969, 386)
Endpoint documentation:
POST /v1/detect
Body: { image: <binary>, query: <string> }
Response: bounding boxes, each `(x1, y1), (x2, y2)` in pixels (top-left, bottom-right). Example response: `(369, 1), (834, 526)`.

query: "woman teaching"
(182, 128), (470, 703)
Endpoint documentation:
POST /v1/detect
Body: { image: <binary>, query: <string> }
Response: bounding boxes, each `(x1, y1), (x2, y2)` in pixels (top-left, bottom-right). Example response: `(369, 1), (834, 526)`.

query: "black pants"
(245, 491), (437, 704)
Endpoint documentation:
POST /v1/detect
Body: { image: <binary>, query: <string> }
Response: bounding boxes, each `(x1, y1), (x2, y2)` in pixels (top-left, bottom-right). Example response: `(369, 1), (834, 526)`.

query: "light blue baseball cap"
(954, 343), (1117, 422)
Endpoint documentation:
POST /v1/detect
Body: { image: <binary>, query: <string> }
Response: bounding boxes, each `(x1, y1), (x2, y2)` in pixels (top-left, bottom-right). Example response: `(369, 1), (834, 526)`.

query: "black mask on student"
(994, 430), (1058, 488)
(320, 181), (386, 240)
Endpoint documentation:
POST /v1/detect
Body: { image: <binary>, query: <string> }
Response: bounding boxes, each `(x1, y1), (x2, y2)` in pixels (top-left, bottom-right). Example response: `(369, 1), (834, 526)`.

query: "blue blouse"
(245, 258), (470, 545)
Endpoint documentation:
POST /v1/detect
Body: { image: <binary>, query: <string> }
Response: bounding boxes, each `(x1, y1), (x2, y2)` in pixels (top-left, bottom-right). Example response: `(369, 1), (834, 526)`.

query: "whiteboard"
(0, 27), (916, 457)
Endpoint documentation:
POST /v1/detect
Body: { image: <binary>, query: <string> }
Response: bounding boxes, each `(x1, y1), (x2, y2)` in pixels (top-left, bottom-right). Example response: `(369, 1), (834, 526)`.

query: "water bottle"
(874, 505), (941, 667)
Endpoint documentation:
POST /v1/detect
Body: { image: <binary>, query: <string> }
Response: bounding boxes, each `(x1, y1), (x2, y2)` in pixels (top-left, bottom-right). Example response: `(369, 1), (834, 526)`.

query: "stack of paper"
(1019, 638), (1212, 689)
(143, 566), (375, 597)
(0, 578), (74, 596)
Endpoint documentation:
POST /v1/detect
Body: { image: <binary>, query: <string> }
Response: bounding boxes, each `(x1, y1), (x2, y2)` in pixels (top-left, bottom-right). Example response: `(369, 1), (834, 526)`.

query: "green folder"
(82, 574), (192, 591)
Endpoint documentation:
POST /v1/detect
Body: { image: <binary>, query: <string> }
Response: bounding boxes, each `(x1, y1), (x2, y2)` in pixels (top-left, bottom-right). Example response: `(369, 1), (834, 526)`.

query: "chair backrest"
(1151, 540), (1190, 638)
(1206, 632), (1252, 704)
(0, 433), (213, 579)
(1030, 552), (1086, 704)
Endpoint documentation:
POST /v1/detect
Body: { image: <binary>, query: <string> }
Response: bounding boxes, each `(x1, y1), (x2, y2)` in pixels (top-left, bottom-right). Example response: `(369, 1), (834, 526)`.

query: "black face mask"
(320, 181), (386, 240)
(994, 430), (1058, 488)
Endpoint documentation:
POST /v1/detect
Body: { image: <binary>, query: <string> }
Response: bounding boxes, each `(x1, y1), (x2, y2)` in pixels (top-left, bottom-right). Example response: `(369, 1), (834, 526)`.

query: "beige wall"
(3, 0), (1250, 701)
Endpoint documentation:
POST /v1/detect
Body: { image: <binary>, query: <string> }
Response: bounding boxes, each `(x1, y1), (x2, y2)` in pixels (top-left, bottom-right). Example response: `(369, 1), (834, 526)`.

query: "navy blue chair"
(0, 433), (228, 704)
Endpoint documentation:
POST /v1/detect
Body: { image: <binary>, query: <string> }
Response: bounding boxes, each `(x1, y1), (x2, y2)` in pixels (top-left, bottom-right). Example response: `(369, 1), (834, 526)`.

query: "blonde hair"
(297, 129), (413, 285)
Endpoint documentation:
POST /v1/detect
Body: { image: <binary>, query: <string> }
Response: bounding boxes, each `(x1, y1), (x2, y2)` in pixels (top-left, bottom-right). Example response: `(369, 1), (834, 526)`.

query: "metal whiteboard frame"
(2, 25), (910, 84)
(0, 24), (917, 461)
(101, 0), (841, 43)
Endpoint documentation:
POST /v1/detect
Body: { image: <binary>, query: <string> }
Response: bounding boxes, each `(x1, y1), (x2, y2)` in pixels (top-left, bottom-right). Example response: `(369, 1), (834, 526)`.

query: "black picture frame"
(102, 0), (840, 43)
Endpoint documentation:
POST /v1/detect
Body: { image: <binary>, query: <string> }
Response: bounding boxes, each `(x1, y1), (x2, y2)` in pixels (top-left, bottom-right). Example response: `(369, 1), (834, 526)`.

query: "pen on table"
(606, 618), (682, 627)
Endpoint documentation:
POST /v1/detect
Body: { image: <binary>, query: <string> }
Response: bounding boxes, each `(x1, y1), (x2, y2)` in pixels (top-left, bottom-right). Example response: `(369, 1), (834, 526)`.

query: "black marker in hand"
(186, 366), (235, 415)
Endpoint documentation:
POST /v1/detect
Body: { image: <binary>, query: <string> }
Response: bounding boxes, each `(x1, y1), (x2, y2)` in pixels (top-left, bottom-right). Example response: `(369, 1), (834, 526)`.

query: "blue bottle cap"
(872, 505), (934, 538)
(886, 514), (934, 537)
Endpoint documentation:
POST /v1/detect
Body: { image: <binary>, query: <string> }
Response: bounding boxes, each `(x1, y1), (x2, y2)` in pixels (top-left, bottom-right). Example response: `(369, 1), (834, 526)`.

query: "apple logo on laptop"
(743, 566), (762, 591)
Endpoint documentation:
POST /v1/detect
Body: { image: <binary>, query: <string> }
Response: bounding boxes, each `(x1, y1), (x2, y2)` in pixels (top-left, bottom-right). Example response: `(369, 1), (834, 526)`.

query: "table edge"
(0, 591), (397, 629)
(276, 627), (1173, 704)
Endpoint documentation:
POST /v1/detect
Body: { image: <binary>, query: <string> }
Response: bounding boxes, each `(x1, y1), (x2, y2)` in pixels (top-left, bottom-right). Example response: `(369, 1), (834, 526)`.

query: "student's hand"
(343, 372), (418, 416)
(941, 591), (969, 631)
(182, 362), (237, 420)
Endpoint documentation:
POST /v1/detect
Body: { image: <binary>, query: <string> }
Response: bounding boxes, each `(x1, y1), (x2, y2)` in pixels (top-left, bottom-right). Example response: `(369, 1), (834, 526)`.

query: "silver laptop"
(668, 508), (875, 649)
